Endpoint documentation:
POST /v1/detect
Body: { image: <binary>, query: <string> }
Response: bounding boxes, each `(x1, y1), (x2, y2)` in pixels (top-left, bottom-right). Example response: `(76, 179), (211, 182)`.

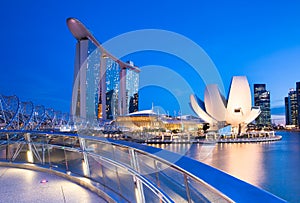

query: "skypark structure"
(67, 18), (140, 122)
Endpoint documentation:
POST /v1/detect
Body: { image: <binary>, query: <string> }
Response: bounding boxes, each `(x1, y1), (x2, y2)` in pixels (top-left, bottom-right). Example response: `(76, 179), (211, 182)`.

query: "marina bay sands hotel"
(67, 18), (140, 121)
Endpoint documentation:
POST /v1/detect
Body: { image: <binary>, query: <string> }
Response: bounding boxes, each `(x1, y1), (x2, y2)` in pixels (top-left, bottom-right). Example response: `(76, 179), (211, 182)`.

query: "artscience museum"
(190, 76), (261, 135)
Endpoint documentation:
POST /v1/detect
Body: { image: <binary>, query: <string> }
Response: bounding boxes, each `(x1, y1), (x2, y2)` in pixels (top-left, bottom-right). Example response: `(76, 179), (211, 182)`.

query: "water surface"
(150, 131), (300, 202)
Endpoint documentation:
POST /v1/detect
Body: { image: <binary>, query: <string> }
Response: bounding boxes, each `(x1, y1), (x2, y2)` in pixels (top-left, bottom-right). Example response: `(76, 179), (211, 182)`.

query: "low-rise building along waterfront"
(115, 109), (203, 134)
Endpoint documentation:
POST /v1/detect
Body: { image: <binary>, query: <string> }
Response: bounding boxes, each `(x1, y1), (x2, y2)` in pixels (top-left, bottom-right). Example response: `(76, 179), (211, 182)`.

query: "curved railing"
(0, 130), (286, 202)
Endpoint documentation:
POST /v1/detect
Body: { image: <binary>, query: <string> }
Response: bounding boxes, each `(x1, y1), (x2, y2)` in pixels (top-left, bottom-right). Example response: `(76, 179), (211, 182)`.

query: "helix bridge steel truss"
(0, 94), (69, 131)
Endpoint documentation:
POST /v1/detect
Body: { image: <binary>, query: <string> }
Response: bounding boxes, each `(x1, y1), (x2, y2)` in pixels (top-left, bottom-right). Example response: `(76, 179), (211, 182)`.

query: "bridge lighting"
(40, 179), (48, 183)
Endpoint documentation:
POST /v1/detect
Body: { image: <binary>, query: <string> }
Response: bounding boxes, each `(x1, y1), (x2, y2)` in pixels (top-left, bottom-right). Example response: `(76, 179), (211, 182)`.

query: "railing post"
(25, 133), (34, 163)
(184, 174), (192, 203)
(79, 137), (90, 177)
(129, 149), (145, 203)
(42, 143), (45, 165)
(6, 133), (9, 161)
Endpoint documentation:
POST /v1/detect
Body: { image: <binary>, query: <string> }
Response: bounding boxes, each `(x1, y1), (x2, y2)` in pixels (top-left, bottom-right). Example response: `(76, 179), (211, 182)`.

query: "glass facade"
(71, 39), (101, 122)
(288, 89), (298, 126)
(126, 68), (139, 114)
(285, 97), (290, 125)
(285, 83), (300, 127)
(254, 84), (271, 127)
(71, 39), (139, 122)
(86, 41), (100, 121)
(105, 58), (121, 120)
(297, 82), (300, 127)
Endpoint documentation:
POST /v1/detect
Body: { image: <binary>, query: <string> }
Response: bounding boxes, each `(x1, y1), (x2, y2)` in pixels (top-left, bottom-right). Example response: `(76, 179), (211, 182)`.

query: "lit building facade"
(70, 38), (100, 121)
(126, 64), (139, 114)
(284, 97), (290, 126)
(105, 58), (121, 120)
(254, 84), (271, 127)
(116, 110), (203, 133)
(297, 82), (300, 127)
(285, 88), (298, 126)
(67, 18), (140, 122)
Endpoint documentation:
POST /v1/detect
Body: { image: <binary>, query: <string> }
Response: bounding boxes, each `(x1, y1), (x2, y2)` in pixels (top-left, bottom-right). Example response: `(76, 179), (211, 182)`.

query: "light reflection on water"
(150, 142), (266, 186)
(204, 143), (266, 187)
(149, 131), (300, 203)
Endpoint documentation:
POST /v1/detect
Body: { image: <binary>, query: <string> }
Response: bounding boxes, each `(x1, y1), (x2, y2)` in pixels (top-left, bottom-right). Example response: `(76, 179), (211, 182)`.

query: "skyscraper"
(285, 88), (298, 126)
(297, 82), (300, 127)
(285, 97), (290, 125)
(129, 93), (139, 113)
(289, 89), (298, 126)
(254, 84), (271, 127)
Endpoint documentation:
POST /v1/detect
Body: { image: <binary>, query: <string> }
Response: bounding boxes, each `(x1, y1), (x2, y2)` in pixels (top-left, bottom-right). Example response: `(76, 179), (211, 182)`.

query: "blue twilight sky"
(0, 0), (300, 122)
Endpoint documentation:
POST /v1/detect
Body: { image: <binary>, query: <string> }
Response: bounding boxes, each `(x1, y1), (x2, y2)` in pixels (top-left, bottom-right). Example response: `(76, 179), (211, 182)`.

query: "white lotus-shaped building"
(190, 76), (261, 134)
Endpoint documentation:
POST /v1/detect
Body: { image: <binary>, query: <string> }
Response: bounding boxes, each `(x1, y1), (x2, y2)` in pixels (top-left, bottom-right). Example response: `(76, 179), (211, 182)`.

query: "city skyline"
(1, 1), (300, 123)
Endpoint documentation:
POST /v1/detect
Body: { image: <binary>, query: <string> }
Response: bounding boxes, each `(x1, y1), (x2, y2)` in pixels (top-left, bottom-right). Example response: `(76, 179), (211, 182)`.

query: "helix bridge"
(0, 94), (69, 131)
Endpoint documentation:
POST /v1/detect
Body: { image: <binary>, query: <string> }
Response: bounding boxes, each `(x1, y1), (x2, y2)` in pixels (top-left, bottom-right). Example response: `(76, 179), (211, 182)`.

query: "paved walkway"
(0, 167), (106, 203)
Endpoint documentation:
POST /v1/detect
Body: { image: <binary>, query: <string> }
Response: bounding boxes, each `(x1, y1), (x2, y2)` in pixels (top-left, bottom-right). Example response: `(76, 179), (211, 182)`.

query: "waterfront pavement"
(0, 167), (106, 203)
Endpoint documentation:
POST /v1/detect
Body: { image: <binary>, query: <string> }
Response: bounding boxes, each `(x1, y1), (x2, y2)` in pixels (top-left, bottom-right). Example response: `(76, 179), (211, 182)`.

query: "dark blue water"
(152, 131), (300, 202)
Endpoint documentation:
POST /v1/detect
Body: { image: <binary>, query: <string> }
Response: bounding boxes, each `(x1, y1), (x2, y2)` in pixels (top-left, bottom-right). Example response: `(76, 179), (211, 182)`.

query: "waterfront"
(150, 131), (300, 203)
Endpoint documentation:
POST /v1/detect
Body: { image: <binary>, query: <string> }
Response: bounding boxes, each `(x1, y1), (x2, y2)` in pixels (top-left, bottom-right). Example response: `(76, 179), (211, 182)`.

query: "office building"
(285, 88), (298, 126)
(297, 82), (300, 127)
(254, 84), (271, 127)
(284, 97), (290, 126)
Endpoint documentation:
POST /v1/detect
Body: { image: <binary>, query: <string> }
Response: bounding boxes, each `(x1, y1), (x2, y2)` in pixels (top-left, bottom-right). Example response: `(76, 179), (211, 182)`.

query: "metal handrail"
(0, 131), (173, 202)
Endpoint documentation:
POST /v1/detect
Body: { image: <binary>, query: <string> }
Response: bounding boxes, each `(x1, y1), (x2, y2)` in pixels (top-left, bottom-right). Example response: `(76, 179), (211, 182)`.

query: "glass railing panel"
(64, 150), (84, 176)
(143, 184), (163, 203)
(1, 143), (11, 161)
(117, 167), (136, 203)
(62, 136), (80, 149)
(0, 133), (8, 154)
(101, 159), (122, 195)
(135, 152), (158, 183)
(48, 146), (67, 171)
(29, 132), (47, 144)
(156, 165), (188, 202)
(88, 155), (105, 185)
(135, 151), (188, 202)
(48, 134), (65, 146)
(0, 147), (6, 160)
(85, 140), (114, 160)
(8, 143), (27, 163)
(29, 143), (47, 165)
(112, 145), (131, 168)
(187, 176), (230, 203)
